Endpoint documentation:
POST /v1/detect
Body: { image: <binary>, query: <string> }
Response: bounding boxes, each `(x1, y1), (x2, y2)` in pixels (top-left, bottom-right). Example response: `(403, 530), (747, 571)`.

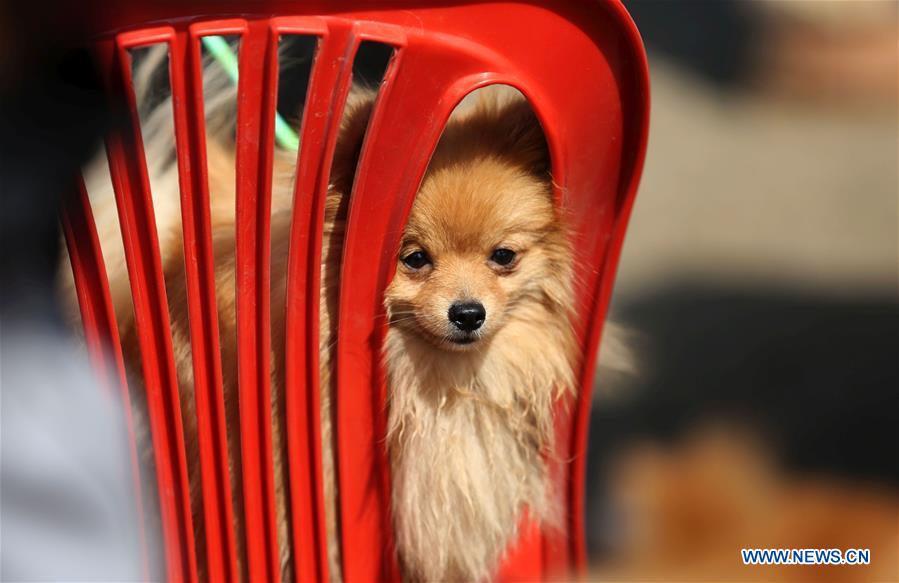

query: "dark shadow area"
(623, 0), (761, 88)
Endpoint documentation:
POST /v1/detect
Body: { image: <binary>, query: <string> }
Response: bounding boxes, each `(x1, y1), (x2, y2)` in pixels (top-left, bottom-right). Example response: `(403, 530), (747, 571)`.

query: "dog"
(62, 50), (578, 582)
(380, 91), (576, 580)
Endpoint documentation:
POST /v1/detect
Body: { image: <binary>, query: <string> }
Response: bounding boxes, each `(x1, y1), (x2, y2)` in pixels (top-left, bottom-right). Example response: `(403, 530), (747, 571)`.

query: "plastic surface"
(63, 2), (649, 581)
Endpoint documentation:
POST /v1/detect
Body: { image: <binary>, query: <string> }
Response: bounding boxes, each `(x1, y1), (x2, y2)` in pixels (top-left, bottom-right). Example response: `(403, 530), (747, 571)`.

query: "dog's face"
(385, 153), (562, 351)
(382, 91), (572, 352)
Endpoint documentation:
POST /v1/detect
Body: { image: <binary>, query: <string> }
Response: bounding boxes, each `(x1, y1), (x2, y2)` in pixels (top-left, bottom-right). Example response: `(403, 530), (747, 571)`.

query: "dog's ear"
(494, 96), (551, 177)
(459, 88), (551, 178)
(329, 88), (378, 194)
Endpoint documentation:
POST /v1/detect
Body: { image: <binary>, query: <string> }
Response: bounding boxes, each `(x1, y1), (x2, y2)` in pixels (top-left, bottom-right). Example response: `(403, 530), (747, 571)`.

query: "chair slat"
(60, 177), (150, 580)
(280, 17), (348, 583)
(98, 36), (199, 583)
(169, 28), (240, 582)
(232, 20), (281, 583)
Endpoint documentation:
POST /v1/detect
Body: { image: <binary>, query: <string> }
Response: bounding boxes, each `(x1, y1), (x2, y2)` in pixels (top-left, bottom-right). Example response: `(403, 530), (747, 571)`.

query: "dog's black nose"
(448, 301), (486, 332)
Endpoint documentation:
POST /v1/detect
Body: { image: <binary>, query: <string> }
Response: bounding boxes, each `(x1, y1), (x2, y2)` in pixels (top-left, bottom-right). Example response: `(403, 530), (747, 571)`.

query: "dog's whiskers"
(388, 315), (420, 325)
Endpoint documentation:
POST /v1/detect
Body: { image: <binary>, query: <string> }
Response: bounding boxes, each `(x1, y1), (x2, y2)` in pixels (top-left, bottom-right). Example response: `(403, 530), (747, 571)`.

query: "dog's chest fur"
(384, 300), (573, 581)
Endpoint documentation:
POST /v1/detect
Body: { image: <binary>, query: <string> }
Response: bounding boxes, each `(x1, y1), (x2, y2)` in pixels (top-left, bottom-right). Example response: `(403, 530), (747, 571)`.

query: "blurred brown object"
(754, 0), (897, 106)
(590, 426), (899, 582)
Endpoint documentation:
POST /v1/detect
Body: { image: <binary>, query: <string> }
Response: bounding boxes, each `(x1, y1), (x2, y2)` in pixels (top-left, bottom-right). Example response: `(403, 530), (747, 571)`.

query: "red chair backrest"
(62, 2), (649, 581)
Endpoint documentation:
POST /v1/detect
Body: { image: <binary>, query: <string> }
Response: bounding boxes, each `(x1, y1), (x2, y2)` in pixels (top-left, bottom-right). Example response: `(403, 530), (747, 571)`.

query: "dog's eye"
(490, 248), (516, 266)
(402, 250), (431, 270)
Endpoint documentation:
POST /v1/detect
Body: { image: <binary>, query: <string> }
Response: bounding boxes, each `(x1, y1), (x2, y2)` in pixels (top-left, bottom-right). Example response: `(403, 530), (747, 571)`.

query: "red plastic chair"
(62, 2), (649, 581)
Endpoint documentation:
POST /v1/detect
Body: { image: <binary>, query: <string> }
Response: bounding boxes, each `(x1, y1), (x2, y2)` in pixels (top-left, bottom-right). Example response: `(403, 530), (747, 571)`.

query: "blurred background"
(587, 1), (898, 581)
(1, 1), (896, 581)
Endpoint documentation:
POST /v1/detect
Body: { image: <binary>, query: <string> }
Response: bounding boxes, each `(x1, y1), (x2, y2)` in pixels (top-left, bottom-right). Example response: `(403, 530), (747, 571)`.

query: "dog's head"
(385, 90), (572, 351)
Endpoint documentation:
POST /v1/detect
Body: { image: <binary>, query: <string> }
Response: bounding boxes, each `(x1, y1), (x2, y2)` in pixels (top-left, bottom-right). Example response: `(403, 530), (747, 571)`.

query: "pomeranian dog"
(64, 49), (577, 582)
(381, 91), (576, 580)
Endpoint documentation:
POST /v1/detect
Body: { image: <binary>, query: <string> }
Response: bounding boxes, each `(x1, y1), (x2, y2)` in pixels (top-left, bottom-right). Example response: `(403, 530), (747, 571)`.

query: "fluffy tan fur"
(64, 59), (577, 581)
(383, 93), (576, 581)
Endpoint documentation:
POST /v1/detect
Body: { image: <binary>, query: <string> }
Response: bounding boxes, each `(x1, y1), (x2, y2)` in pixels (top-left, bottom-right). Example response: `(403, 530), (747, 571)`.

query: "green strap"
(201, 35), (301, 152)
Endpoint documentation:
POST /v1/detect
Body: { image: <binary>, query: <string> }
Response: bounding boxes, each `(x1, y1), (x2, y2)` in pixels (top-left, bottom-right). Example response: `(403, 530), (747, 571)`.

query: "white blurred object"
(1, 322), (144, 582)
